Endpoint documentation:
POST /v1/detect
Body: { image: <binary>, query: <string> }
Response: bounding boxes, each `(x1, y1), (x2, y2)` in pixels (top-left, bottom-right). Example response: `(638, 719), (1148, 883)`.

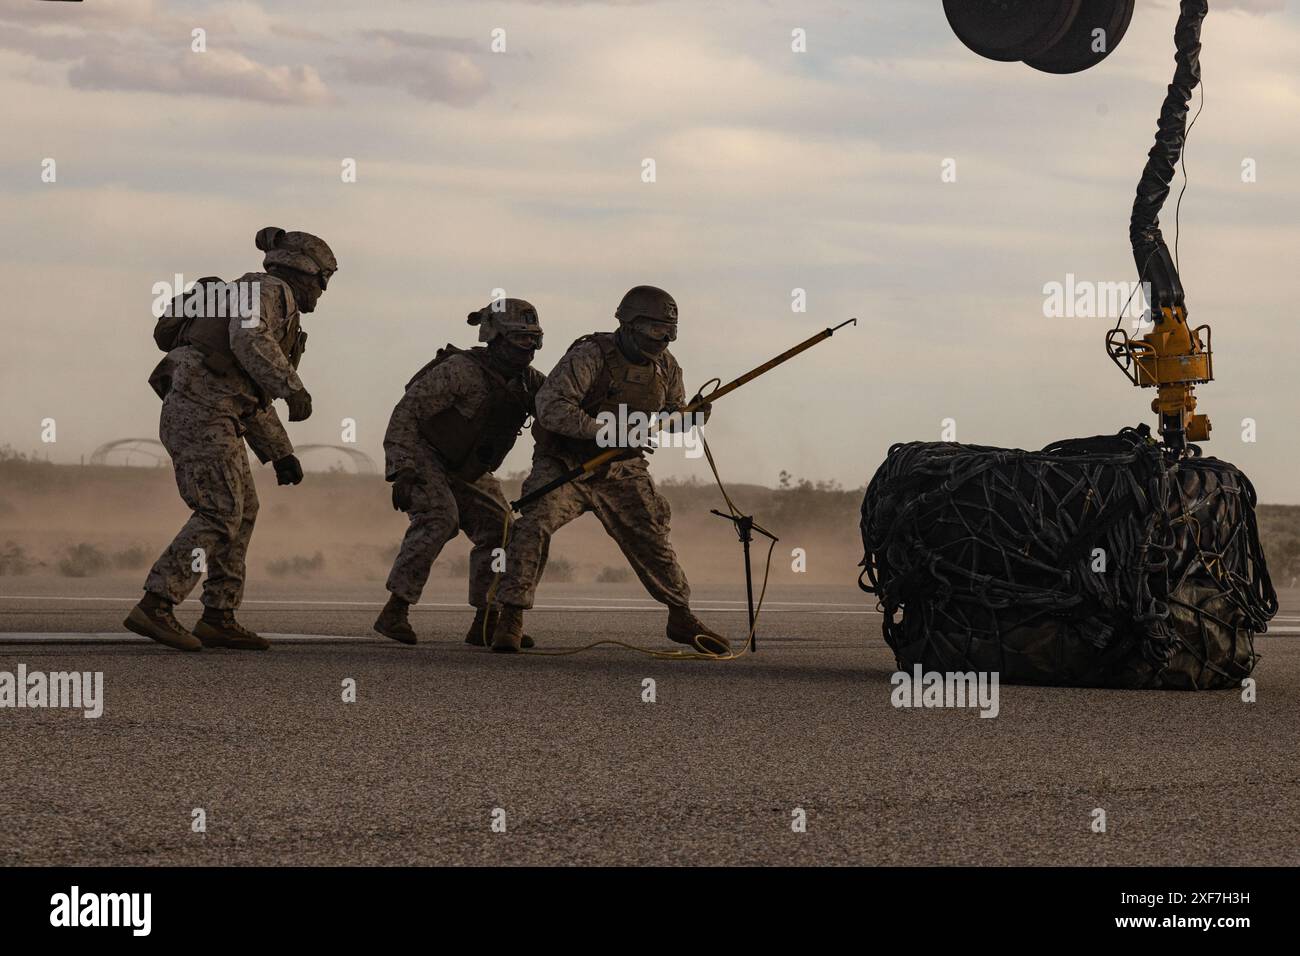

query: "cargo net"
(858, 426), (1277, 689)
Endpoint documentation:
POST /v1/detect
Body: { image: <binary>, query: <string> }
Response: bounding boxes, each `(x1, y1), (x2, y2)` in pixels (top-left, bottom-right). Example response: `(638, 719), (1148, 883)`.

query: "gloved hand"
(685, 392), (712, 425)
(612, 446), (654, 463)
(286, 388), (313, 422)
(274, 455), (304, 486)
(660, 402), (709, 434)
(609, 424), (658, 462)
(390, 468), (425, 512)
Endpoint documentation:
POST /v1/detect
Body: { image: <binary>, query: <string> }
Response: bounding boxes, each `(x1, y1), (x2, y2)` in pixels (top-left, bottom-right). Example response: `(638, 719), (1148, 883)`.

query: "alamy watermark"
(151, 274), (261, 326)
(595, 405), (707, 459)
(1043, 273), (1152, 329)
(50, 886), (150, 936)
(890, 665), (999, 718)
(1, 665), (103, 718)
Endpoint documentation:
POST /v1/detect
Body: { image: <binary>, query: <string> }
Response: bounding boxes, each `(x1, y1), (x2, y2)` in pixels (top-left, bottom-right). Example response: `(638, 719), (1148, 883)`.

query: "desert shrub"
(1262, 532), (1300, 585)
(769, 473), (861, 531)
(267, 552), (325, 577)
(357, 543), (399, 567)
(58, 543), (110, 577)
(0, 445), (58, 493)
(1256, 506), (1300, 586)
(0, 541), (32, 575)
(112, 544), (150, 570)
(543, 557), (575, 583)
(595, 565), (632, 584)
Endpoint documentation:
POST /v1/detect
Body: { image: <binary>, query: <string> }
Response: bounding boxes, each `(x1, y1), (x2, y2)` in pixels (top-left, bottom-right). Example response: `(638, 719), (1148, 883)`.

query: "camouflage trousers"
(494, 453), (690, 609)
(386, 450), (512, 607)
(144, 394), (258, 610)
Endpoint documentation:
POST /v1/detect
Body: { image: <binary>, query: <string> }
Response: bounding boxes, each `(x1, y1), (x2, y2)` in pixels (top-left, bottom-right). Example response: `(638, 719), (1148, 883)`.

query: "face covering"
(272, 268), (322, 313)
(488, 336), (537, 372)
(630, 319), (674, 358)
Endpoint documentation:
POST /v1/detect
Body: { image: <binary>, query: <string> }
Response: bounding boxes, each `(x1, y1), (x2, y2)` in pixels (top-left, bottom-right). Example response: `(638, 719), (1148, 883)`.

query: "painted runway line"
(0, 594), (873, 609)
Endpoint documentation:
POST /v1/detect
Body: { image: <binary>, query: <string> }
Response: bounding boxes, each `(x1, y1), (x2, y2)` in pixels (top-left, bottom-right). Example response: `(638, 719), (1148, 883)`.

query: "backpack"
(153, 276), (225, 353)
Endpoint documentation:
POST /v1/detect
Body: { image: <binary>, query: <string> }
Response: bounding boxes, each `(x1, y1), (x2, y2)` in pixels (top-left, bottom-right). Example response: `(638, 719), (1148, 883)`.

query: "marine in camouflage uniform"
(489, 286), (729, 655)
(373, 299), (546, 646)
(124, 227), (337, 652)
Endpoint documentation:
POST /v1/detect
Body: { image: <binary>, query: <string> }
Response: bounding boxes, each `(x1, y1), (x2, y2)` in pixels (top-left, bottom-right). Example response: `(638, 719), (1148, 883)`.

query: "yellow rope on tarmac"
(477, 422), (774, 661)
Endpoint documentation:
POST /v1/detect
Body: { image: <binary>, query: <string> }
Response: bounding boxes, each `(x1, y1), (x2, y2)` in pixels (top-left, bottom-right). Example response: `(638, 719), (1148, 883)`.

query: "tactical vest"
(411, 346), (535, 482)
(535, 332), (670, 460)
(153, 275), (305, 385)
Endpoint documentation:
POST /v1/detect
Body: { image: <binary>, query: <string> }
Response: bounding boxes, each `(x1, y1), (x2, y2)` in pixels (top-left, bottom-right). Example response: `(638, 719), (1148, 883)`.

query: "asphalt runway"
(1, 578), (1297, 866)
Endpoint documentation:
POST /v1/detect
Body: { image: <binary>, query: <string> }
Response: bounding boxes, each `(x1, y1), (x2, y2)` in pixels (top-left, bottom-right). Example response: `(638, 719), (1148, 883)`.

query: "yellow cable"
(478, 423), (775, 660)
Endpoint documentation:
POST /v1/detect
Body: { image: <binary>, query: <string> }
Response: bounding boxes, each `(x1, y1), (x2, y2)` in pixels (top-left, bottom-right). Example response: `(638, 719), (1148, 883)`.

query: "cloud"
(337, 31), (490, 106)
(499, 0), (661, 4)
(361, 30), (478, 53)
(0, 0), (336, 105)
(68, 48), (333, 104)
(0, 22), (112, 62)
(1215, 0), (1286, 12)
(0, 0), (160, 27)
(205, 0), (276, 36)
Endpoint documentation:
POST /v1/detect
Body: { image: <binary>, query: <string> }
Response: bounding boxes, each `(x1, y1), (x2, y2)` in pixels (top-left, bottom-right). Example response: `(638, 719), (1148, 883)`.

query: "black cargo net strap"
(859, 427), (1277, 689)
(1129, 0), (1208, 307)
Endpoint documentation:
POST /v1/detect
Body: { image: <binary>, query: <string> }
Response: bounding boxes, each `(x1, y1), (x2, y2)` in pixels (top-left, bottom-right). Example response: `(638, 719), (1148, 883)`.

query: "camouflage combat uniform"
(143, 275), (304, 609)
(383, 348), (545, 607)
(494, 332), (695, 610)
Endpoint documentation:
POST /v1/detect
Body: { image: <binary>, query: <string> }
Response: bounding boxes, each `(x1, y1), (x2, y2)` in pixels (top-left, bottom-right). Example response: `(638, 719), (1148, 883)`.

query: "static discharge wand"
(510, 318), (859, 512)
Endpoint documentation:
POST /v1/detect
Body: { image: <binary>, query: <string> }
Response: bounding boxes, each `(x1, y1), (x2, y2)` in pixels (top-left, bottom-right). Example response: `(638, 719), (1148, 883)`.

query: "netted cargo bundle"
(858, 427), (1277, 690)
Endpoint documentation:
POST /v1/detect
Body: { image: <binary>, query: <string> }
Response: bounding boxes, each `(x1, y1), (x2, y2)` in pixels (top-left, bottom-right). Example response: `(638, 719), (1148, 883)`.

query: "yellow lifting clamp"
(1105, 305), (1213, 450)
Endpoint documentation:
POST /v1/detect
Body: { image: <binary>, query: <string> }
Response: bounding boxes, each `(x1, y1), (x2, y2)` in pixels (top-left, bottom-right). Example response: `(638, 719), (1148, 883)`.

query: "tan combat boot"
(123, 593), (202, 652)
(490, 605), (526, 654)
(194, 608), (270, 650)
(466, 606), (534, 649)
(666, 605), (731, 656)
(373, 594), (417, 645)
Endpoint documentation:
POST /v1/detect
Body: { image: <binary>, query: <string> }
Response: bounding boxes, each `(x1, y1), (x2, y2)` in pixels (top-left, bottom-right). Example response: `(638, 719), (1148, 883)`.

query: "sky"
(1, 0), (1297, 500)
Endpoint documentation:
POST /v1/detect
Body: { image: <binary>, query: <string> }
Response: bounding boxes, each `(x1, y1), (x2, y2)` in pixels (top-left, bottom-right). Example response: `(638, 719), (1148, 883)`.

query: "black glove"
(391, 469), (424, 512)
(611, 449), (644, 464)
(286, 388), (313, 422)
(683, 393), (712, 426)
(274, 455), (304, 486)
